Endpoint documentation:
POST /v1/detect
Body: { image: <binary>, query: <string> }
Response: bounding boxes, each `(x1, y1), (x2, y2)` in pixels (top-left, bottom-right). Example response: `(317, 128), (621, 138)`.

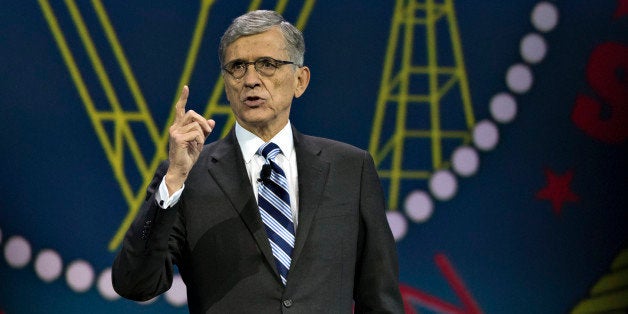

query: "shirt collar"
(235, 121), (294, 163)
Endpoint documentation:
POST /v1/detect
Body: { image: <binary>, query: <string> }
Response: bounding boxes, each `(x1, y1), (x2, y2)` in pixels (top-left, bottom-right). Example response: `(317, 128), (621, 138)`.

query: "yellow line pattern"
(369, 0), (475, 210)
(37, 0), (316, 251)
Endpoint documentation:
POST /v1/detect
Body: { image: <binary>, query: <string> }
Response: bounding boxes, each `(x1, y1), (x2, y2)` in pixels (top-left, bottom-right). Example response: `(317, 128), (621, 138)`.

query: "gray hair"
(218, 10), (305, 66)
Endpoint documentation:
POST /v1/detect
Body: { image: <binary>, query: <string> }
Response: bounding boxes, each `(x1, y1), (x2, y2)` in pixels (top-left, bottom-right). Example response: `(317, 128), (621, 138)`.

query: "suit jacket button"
(282, 299), (293, 308)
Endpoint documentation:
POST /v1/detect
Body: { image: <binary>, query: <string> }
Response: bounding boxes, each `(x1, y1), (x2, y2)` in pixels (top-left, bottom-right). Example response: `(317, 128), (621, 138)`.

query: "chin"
(238, 115), (271, 127)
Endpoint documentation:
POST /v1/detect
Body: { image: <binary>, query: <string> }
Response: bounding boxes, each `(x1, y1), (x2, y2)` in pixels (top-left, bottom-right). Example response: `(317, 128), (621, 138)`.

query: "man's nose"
(242, 63), (261, 87)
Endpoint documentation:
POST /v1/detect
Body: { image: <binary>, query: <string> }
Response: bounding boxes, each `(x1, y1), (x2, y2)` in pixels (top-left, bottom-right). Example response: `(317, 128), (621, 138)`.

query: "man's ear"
(294, 66), (310, 98)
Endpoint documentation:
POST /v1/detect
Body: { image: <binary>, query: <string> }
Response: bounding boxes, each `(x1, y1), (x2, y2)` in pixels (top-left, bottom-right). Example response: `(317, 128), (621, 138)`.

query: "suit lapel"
(205, 130), (278, 278)
(203, 127), (331, 281)
(291, 128), (330, 267)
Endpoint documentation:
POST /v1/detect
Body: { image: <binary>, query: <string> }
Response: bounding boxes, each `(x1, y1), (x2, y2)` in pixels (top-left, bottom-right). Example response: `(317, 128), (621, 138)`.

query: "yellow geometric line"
(95, 112), (148, 121)
(447, 1), (475, 129)
(389, 0), (415, 211)
(248, 0), (262, 11)
(38, 0), (131, 204)
(108, 1), (216, 251)
(89, 0), (169, 251)
(91, 0), (157, 141)
(405, 130), (471, 138)
(387, 95), (430, 102)
(163, 0), (215, 147)
(90, 0), (165, 189)
(64, 0), (151, 181)
(411, 66), (458, 74)
(438, 76), (460, 98)
(369, 0), (404, 209)
(378, 170), (433, 180)
(64, 0), (124, 145)
(295, 0), (316, 29)
(52, 0), (158, 250)
(369, 0), (475, 210)
(371, 3), (400, 152)
(273, 0), (288, 13)
(38, 0), (216, 251)
(426, 0), (443, 170)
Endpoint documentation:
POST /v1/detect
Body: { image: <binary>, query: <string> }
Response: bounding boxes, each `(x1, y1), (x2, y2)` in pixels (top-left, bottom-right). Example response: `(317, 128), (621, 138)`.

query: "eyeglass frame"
(222, 57), (300, 79)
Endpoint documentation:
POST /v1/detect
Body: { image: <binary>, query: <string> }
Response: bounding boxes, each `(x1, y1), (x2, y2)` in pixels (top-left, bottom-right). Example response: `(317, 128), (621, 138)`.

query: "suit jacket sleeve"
(353, 151), (404, 313)
(111, 160), (183, 301)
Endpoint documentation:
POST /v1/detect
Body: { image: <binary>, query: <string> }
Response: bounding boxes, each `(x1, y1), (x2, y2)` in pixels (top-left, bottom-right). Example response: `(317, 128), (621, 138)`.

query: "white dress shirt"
(156, 121), (299, 229)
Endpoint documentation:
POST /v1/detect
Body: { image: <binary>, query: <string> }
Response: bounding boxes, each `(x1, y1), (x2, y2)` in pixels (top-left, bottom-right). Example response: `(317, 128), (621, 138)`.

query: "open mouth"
(243, 96), (264, 107)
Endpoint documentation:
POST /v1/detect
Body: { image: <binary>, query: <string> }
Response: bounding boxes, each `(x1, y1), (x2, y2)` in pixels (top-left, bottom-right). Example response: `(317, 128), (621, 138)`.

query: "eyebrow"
(225, 56), (277, 63)
(224, 58), (243, 65)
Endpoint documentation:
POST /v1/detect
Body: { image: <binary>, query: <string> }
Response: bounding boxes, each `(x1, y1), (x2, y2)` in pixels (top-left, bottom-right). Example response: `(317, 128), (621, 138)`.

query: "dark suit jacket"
(112, 126), (403, 313)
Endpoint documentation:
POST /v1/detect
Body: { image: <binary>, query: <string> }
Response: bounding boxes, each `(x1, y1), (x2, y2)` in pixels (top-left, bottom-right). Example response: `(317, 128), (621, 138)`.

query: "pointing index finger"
(175, 85), (189, 122)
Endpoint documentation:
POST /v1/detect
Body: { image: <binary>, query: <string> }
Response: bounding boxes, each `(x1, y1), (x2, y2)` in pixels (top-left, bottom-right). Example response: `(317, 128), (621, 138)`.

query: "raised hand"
(164, 85), (216, 194)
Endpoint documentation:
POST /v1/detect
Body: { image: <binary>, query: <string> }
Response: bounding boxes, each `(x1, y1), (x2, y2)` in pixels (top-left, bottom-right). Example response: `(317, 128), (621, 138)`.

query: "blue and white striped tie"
(257, 142), (295, 285)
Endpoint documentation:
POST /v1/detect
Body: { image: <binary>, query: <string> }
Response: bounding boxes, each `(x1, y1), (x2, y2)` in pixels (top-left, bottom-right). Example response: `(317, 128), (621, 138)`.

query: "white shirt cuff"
(156, 178), (184, 209)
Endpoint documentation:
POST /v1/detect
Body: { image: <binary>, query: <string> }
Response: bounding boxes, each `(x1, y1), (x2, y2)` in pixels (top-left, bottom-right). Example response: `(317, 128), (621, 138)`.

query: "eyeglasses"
(222, 57), (296, 79)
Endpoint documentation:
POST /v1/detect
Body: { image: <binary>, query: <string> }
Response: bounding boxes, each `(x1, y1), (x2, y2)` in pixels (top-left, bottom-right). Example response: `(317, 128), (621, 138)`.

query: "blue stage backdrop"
(1, 1), (627, 313)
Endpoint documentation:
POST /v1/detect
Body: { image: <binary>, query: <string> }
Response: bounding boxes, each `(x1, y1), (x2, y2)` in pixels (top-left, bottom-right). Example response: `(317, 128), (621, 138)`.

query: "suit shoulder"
(300, 134), (370, 160)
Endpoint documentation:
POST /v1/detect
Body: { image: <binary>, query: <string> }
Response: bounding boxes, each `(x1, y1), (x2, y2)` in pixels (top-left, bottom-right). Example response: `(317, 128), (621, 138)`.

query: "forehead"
(224, 27), (288, 62)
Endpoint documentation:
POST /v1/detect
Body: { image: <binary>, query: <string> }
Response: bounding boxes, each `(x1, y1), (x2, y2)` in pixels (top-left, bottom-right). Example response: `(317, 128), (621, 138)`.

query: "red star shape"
(615, 0), (628, 18)
(536, 168), (580, 215)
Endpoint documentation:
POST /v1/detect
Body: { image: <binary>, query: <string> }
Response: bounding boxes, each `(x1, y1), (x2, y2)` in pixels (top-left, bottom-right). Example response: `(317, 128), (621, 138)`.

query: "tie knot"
(257, 142), (282, 161)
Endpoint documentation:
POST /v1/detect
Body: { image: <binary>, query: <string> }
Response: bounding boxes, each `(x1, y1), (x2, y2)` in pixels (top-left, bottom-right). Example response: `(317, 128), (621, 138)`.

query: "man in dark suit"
(112, 10), (403, 313)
